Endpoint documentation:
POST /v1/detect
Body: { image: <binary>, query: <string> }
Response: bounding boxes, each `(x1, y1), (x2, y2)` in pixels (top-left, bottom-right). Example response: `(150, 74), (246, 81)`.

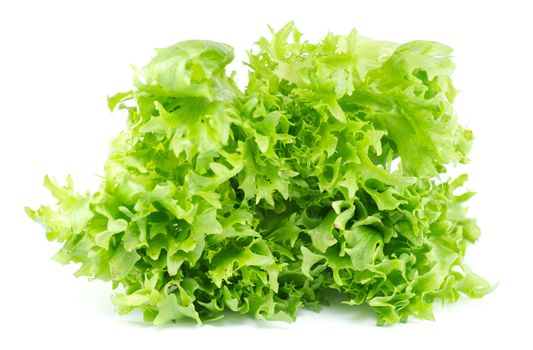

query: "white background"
(1, 0), (532, 349)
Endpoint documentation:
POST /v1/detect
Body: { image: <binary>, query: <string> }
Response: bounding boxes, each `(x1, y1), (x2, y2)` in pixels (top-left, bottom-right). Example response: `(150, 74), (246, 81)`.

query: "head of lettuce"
(26, 22), (493, 326)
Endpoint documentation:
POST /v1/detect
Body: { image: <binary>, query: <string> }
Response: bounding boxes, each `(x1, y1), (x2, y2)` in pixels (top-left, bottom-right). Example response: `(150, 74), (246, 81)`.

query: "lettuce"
(26, 22), (493, 326)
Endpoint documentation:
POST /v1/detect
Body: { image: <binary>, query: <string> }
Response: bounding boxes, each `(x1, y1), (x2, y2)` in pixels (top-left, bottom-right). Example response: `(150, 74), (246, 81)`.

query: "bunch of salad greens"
(27, 22), (493, 326)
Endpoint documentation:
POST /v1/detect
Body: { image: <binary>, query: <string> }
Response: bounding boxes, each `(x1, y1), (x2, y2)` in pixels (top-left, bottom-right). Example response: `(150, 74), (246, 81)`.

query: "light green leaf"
(26, 23), (491, 327)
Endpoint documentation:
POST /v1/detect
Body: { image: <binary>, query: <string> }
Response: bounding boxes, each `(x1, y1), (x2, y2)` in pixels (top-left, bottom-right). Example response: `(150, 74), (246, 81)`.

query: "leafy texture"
(26, 23), (493, 326)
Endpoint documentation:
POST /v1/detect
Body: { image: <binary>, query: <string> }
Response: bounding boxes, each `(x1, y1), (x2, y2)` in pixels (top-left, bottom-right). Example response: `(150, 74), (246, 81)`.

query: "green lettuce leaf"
(26, 22), (493, 326)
